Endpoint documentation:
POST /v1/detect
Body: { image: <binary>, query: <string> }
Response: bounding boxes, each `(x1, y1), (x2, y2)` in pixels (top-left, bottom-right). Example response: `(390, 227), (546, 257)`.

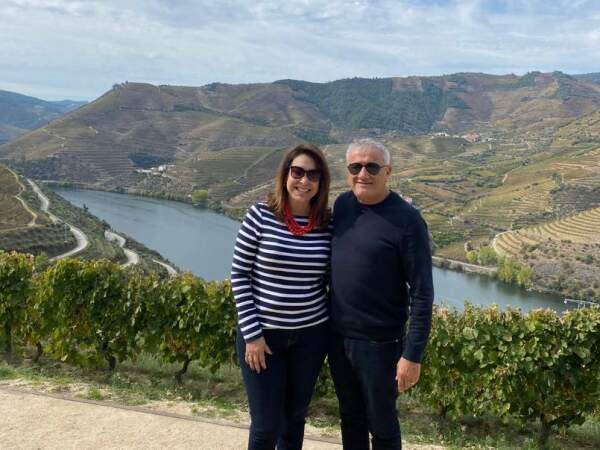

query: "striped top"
(231, 202), (332, 341)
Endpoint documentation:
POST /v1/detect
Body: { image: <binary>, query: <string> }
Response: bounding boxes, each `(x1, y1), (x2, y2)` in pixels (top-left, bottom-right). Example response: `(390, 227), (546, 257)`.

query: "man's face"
(346, 146), (391, 204)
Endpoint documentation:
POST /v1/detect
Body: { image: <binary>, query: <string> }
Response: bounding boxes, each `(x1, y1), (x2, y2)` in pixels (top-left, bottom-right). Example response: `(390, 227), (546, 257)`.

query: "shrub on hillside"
(143, 273), (236, 381)
(0, 251), (34, 357)
(478, 246), (497, 266)
(466, 250), (478, 264)
(420, 304), (600, 446)
(191, 189), (208, 207)
(1, 252), (599, 446)
(35, 258), (138, 369)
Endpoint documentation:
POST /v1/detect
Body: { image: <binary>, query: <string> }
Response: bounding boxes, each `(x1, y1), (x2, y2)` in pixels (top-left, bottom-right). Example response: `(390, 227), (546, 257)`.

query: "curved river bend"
(54, 188), (567, 313)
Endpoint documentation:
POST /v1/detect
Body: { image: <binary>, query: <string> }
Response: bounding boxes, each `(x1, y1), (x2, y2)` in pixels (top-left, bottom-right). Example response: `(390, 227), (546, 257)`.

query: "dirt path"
(6, 167), (37, 226)
(0, 387), (442, 450)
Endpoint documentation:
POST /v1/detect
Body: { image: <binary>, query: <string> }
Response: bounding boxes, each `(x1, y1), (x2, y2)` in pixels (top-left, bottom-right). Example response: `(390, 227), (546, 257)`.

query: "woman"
(231, 143), (332, 450)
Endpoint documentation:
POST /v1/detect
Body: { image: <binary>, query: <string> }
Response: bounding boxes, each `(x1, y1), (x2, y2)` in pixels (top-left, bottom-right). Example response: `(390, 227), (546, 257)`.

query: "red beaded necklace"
(283, 203), (316, 236)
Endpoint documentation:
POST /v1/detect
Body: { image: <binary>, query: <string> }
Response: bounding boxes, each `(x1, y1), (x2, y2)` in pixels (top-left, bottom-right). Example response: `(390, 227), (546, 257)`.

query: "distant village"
(134, 164), (175, 177)
(432, 131), (495, 144)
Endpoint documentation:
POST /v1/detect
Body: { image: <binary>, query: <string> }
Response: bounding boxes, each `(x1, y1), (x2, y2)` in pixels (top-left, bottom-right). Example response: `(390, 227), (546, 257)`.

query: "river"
(54, 188), (568, 312)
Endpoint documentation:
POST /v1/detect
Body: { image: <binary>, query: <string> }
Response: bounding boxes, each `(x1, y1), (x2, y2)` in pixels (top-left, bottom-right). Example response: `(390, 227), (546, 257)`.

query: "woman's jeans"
(236, 322), (328, 450)
(328, 332), (403, 450)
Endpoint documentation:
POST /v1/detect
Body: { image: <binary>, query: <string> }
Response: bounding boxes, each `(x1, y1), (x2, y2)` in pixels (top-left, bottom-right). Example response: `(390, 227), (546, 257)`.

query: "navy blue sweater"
(330, 191), (434, 363)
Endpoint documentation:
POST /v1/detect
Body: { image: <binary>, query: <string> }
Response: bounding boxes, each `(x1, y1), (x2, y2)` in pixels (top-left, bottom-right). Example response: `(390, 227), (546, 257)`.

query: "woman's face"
(286, 154), (320, 206)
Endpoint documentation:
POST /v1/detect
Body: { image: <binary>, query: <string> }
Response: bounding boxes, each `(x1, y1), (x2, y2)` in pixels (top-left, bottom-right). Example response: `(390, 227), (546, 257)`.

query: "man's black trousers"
(328, 332), (403, 450)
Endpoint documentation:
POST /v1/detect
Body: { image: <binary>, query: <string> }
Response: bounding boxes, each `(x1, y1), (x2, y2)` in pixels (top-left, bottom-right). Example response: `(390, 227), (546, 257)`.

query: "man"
(329, 138), (434, 450)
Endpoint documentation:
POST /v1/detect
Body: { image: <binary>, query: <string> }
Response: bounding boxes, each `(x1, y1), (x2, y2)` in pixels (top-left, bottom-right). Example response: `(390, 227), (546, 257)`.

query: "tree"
(479, 246), (497, 266)
(517, 265), (534, 288)
(497, 257), (519, 284)
(191, 189), (208, 207)
(466, 250), (478, 264)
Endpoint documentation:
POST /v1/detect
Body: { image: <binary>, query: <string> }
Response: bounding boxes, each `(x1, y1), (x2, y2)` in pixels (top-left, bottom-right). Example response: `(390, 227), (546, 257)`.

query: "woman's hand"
(245, 336), (273, 373)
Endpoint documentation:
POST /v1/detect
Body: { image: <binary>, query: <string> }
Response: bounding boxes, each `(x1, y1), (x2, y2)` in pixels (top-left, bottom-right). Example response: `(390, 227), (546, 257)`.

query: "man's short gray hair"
(346, 138), (391, 165)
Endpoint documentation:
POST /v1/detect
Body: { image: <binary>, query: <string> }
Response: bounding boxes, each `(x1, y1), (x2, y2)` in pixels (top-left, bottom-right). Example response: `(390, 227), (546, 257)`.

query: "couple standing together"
(231, 138), (434, 450)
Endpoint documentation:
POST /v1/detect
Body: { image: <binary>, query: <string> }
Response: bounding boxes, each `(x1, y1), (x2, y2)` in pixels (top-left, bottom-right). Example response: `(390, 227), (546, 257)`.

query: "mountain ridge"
(1, 72), (599, 300)
(0, 89), (86, 144)
(1, 71), (600, 196)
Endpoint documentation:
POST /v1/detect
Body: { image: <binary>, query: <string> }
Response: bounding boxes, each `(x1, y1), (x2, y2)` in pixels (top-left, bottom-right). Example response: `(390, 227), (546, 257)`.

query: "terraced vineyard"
(0, 164), (35, 230)
(493, 207), (600, 257)
(0, 222), (76, 257)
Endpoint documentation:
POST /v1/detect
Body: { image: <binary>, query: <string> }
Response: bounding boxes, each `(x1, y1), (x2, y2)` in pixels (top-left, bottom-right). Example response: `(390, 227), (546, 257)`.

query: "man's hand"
(396, 357), (421, 393)
(245, 336), (272, 373)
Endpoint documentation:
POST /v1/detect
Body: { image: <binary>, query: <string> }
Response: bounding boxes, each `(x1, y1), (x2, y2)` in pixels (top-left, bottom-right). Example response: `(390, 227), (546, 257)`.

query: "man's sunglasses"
(347, 162), (385, 176)
(289, 165), (321, 182)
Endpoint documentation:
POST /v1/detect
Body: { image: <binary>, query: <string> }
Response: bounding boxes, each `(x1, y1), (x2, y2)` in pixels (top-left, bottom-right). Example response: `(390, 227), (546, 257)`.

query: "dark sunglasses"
(347, 162), (385, 176)
(289, 165), (321, 182)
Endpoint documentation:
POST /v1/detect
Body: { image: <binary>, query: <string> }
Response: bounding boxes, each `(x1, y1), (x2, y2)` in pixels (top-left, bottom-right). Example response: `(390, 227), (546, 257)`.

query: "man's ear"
(385, 165), (392, 175)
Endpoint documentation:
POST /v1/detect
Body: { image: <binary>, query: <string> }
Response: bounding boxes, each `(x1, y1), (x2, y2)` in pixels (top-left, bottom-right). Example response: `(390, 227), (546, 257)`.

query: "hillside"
(574, 72), (600, 85)
(0, 163), (76, 256)
(0, 164), (37, 230)
(1, 73), (599, 299)
(2, 72), (600, 192)
(0, 90), (85, 144)
(0, 164), (177, 274)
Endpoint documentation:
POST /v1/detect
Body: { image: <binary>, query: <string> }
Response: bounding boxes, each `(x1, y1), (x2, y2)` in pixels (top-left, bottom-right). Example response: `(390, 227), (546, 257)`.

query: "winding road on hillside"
(152, 258), (178, 276)
(27, 179), (89, 259)
(105, 230), (178, 275)
(105, 230), (140, 267)
(28, 179), (177, 274)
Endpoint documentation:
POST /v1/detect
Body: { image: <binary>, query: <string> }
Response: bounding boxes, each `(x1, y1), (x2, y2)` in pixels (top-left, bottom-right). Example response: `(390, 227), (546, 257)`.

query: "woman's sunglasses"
(347, 162), (385, 176)
(289, 165), (321, 182)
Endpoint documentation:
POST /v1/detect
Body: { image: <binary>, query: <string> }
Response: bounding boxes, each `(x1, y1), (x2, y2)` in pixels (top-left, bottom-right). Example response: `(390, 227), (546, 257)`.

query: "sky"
(1, 0), (599, 101)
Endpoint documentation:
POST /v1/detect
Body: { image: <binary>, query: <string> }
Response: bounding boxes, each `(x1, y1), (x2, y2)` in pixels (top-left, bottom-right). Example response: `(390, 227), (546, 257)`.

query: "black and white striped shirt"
(231, 202), (331, 341)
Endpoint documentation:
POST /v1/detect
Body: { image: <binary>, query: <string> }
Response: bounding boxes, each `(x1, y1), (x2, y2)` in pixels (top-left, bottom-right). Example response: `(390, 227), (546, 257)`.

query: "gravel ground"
(0, 388), (340, 449)
(0, 387), (443, 450)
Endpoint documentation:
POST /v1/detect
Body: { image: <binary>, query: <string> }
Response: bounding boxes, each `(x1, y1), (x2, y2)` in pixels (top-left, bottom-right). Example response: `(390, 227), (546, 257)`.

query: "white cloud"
(0, 0), (599, 100)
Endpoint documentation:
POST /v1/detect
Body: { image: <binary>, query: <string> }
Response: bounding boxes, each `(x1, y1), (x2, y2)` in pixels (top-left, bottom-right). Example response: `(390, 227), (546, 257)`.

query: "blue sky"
(1, 0), (599, 100)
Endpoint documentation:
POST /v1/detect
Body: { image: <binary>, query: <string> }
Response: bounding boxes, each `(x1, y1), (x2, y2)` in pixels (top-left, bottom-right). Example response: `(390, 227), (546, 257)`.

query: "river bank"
(37, 183), (179, 276)
(432, 255), (496, 275)
(45, 180), (600, 304)
(52, 186), (567, 311)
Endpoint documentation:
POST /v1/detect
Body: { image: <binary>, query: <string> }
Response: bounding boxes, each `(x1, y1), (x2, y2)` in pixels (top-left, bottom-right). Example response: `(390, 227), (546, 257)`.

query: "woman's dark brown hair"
(267, 143), (331, 229)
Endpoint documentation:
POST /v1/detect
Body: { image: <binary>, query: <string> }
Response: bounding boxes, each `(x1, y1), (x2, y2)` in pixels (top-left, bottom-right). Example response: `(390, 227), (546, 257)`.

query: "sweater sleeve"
(400, 209), (434, 363)
(231, 204), (263, 341)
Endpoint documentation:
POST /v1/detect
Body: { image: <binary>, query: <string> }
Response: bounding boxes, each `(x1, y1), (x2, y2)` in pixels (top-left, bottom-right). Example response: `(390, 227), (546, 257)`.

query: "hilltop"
(0, 90), (85, 144)
(2, 71), (600, 190)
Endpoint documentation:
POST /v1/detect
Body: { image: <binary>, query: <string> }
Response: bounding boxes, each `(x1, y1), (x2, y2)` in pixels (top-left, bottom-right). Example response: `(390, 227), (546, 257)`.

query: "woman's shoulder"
(246, 202), (278, 222)
(252, 202), (274, 216)
(250, 202), (268, 211)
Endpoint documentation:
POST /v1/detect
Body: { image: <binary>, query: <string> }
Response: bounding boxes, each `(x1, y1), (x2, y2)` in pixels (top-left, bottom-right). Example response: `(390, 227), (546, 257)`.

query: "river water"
(54, 188), (567, 312)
